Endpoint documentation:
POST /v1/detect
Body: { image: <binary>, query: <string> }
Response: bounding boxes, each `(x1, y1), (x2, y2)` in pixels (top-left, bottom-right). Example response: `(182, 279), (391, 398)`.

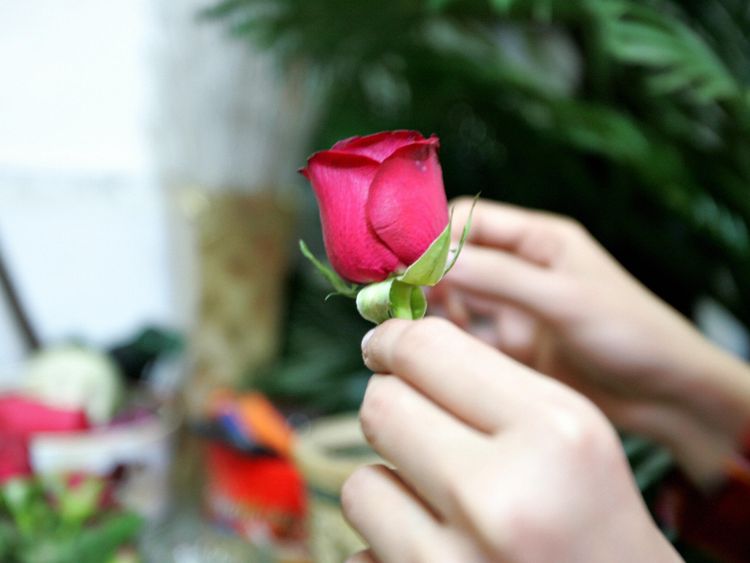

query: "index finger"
(450, 198), (569, 267)
(362, 317), (564, 433)
(450, 198), (535, 251)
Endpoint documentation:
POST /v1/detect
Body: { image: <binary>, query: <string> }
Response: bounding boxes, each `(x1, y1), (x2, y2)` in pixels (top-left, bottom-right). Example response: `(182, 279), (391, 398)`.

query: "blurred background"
(1, 0), (749, 561)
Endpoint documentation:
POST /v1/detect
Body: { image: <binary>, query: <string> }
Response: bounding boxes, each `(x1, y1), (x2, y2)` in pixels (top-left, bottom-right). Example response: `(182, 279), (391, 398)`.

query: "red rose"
(301, 130), (449, 283)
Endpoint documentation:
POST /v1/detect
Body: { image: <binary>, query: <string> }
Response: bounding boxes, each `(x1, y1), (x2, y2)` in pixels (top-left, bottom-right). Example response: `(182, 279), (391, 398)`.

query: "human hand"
(343, 318), (680, 563)
(432, 198), (750, 483)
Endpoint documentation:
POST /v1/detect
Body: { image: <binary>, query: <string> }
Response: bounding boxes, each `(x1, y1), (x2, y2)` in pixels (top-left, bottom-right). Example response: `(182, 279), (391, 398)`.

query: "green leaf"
(299, 240), (358, 298)
(543, 100), (650, 163)
(490, 0), (516, 13)
(596, 1), (739, 102)
(73, 512), (142, 563)
(1, 478), (37, 536)
(58, 477), (104, 525)
(0, 521), (15, 561)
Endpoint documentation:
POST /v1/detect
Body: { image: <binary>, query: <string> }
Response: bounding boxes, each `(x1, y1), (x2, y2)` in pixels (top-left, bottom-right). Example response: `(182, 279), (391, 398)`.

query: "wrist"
(657, 340), (750, 484)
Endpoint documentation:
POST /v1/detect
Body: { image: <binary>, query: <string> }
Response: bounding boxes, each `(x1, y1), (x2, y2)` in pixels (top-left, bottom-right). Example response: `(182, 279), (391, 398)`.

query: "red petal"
(0, 434), (30, 483)
(0, 395), (89, 484)
(303, 151), (401, 283)
(367, 138), (449, 265)
(332, 130), (426, 163)
(0, 395), (89, 435)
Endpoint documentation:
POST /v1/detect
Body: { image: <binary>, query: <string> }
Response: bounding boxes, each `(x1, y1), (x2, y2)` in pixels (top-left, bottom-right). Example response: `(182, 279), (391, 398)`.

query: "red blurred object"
(657, 429), (750, 563)
(0, 394), (89, 483)
(205, 443), (306, 543)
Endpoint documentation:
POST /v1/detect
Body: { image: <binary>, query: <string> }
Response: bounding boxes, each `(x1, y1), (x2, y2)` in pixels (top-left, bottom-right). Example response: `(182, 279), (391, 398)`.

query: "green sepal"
(396, 194), (479, 286)
(444, 194), (478, 274)
(390, 281), (427, 320)
(356, 279), (427, 325)
(397, 211), (453, 287)
(299, 240), (358, 298)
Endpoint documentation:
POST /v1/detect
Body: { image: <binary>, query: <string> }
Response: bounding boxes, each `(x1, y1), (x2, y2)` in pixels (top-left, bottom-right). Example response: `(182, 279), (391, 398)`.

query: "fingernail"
(361, 328), (375, 352)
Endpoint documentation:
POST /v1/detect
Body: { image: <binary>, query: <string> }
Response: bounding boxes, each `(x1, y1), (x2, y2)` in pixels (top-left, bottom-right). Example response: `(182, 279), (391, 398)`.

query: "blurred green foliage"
(210, 4), (748, 558)
(211, 0), (750, 408)
(251, 268), (372, 415)
(0, 476), (141, 563)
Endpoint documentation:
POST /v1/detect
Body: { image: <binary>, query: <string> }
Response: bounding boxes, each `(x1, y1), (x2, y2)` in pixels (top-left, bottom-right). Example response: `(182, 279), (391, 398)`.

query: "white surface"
(24, 345), (123, 424)
(0, 181), (174, 350)
(0, 0), (316, 367)
(0, 0), (147, 172)
(30, 417), (174, 519)
(150, 0), (318, 190)
(0, 0), (174, 363)
(30, 417), (170, 476)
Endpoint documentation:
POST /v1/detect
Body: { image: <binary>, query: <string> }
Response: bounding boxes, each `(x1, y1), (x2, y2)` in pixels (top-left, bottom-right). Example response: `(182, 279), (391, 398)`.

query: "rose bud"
(300, 130), (476, 324)
(301, 130), (449, 284)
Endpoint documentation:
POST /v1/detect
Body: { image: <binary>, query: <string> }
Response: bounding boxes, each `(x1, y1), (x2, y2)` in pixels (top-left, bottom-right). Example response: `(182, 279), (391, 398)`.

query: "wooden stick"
(0, 244), (39, 351)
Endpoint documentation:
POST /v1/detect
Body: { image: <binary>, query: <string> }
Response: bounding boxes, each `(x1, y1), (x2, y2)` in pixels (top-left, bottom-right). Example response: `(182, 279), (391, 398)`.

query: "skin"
(342, 198), (750, 563)
(436, 198), (750, 484)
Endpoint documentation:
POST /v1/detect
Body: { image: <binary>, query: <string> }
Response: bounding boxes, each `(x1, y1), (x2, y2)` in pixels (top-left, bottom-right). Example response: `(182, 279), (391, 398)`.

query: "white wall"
(0, 0), (147, 171)
(0, 0), (174, 362)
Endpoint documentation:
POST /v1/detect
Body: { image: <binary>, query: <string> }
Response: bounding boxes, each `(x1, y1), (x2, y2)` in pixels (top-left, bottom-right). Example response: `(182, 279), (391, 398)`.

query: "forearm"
(651, 344), (750, 562)
(656, 337), (750, 485)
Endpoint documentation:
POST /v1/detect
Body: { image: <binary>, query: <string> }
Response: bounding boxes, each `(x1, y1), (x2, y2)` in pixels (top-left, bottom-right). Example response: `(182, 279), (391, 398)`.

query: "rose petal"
(367, 138), (449, 265)
(303, 151), (401, 283)
(0, 395), (89, 435)
(332, 130), (426, 163)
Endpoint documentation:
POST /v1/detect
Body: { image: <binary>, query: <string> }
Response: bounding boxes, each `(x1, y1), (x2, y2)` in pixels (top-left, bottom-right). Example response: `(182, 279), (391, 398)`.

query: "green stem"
(355, 279), (427, 324)
(390, 282), (416, 319)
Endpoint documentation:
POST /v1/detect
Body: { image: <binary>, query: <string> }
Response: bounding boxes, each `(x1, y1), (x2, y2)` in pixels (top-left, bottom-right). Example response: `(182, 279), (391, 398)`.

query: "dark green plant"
(251, 267), (372, 415)
(211, 0), (750, 406)
(0, 476), (142, 563)
(209, 3), (748, 559)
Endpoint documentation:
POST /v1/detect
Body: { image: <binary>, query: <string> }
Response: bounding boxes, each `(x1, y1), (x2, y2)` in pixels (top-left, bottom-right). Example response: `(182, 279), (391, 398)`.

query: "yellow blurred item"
(181, 191), (294, 415)
(294, 414), (381, 563)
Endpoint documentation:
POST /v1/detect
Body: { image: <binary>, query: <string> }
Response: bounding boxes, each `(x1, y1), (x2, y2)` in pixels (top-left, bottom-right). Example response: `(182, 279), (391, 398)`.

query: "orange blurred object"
(208, 391), (294, 457)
